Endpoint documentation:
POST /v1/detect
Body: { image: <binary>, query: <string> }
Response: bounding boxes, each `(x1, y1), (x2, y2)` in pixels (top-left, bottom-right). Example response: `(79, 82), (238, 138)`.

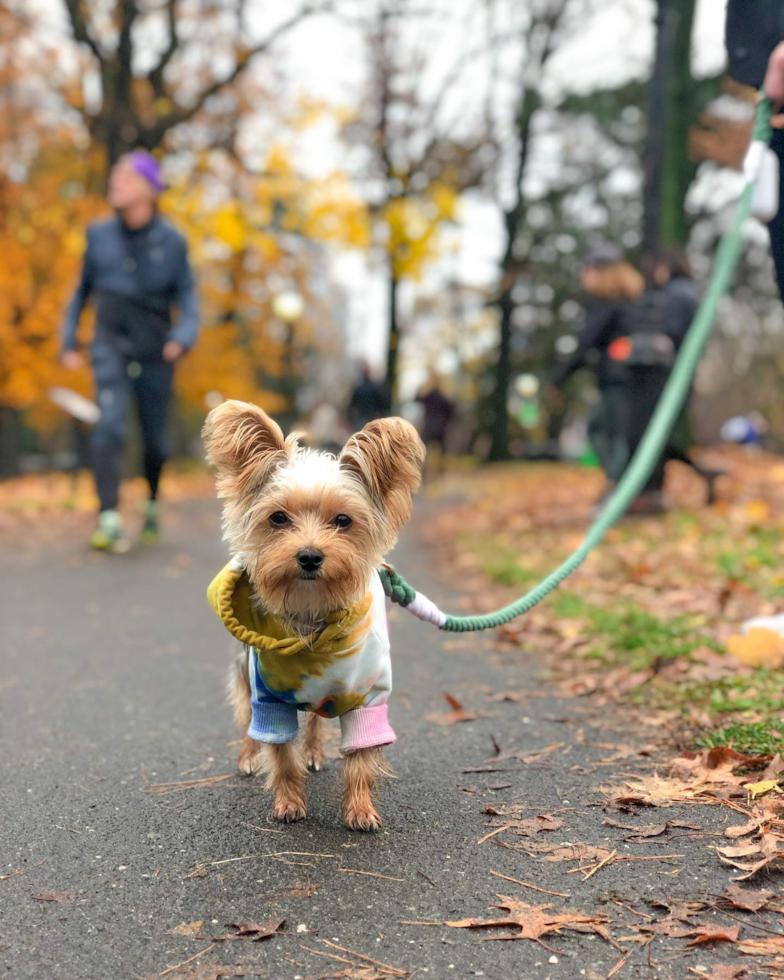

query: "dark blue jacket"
(62, 214), (199, 361)
(726, 0), (784, 88)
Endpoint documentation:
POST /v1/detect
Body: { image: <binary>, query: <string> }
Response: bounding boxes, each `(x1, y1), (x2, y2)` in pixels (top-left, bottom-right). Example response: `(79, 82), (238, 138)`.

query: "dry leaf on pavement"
(167, 921), (204, 936)
(685, 924), (740, 947)
(31, 890), (77, 903)
(717, 832), (784, 879)
(445, 896), (610, 947)
(485, 813), (564, 838)
(425, 693), (477, 726)
(602, 817), (699, 839)
(203, 919), (286, 942)
(722, 884), (774, 912)
(690, 967), (748, 980)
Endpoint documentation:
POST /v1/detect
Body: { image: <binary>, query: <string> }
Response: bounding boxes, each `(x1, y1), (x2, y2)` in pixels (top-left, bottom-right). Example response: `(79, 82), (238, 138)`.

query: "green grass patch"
(582, 604), (715, 671)
(550, 591), (590, 619)
(696, 719), (784, 757)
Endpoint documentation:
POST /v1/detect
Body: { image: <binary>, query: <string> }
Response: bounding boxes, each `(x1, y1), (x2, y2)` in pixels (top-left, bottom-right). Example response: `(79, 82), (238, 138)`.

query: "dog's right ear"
(202, 400), (290, 498)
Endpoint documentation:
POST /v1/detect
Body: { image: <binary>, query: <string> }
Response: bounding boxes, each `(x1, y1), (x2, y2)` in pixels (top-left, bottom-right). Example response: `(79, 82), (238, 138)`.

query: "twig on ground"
(320, 939), (408, 976)
(581, 849), (618, 882)
(158, 944), (215, 977)
(489, 869), (570, 898)
(477, 824), (512, 845)
(0, 860), (44, 881)
(339, 869), (405, 881)
(144, 774), (233, 796)
(606, 949), (632, 978)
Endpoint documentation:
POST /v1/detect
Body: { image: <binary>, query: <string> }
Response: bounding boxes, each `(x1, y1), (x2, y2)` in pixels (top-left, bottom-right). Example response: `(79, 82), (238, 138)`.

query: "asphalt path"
(1, 498), (754, 979)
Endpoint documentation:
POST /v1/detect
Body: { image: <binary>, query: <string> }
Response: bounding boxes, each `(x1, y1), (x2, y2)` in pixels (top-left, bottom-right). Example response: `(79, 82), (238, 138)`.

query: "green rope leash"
(381, 97), (773, 633)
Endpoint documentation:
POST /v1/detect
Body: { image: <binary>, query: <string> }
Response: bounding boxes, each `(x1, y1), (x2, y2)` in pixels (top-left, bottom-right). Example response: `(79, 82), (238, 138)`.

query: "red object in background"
(608, 336), (632, 361)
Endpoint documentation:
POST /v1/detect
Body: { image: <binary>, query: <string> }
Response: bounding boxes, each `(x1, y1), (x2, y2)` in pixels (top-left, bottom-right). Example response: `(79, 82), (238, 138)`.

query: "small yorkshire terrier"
(203, 400), (425, 830)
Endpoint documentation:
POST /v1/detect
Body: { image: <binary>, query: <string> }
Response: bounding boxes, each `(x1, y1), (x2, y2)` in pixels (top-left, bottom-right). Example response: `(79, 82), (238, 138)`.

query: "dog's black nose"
(297, 548), (324, 572)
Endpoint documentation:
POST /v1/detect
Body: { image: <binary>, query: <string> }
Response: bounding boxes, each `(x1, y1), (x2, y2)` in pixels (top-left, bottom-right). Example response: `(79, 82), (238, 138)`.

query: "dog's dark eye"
(269, 511), (290, 527)
(332, 514), (352, 530)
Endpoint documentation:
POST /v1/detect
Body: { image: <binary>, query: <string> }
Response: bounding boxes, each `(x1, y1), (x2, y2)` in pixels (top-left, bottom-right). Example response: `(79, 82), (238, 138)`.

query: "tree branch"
(63, 0), (104, 64)
(148, 0), (181, 99)
(146, 2), (332, 142)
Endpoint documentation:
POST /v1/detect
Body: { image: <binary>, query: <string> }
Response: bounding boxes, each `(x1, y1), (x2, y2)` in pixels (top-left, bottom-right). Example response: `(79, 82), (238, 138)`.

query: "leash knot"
(378, 565), (416, 607)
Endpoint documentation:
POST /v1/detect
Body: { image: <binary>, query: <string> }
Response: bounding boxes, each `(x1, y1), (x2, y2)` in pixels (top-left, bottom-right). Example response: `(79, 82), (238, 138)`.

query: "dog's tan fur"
(206, 400), (424, 830)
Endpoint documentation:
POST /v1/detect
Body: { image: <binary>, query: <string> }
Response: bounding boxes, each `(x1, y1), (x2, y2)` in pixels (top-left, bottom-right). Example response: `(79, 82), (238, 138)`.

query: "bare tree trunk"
(0, 406), (22, 477)
(642, 0), (697, 267)
(488, 84), (539, 462)
(385, 264), (400, 406)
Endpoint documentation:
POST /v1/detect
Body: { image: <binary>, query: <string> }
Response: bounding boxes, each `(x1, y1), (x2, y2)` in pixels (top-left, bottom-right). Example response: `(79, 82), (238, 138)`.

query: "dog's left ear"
(340, 417), (425, 533)
(203, 400), (292, 499)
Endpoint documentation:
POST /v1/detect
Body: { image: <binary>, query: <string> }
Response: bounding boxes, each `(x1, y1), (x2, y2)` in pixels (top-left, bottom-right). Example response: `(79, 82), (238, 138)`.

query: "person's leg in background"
(588, 384), (628, 486)
(624, 367), (668, 513)
(90, 345), (131, 551)
(132, 360), (174, 543)
(767, 129), (784, 301)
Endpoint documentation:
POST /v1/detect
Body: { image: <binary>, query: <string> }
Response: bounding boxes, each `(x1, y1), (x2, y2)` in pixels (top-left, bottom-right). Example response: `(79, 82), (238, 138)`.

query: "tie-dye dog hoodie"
(207, 556), (395, 753)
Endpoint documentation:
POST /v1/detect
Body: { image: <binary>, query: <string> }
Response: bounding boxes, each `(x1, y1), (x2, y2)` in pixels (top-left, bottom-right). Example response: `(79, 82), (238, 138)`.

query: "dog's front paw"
(273, 795), (307, 823)
(237, 735), (260, 777)
(304, 747), (325, 772)
(343, 803), (382, 832)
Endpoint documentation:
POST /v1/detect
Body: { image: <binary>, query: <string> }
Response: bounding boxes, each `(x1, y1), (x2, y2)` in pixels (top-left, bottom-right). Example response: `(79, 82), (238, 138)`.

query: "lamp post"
(271, 287), (305, 431)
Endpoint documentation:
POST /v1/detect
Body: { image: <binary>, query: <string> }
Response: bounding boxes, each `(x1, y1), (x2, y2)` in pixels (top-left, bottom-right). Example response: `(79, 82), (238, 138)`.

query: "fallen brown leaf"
(204, 919), (285, 942)
(724, 815), (767, 839)
(277, 878), (320, 899)
(167, 921), (204, 937)
(492, 814), (565, 838)
(689, 967), (748, 980)
(445, 895), (610, 946)
(602, 817), (700, 840)
(737, 934), (784, 955)
(425, 693), (477, 726)
(722, 884), (773, 912)
(717, 831), (784, 879)
(31, 890), (77, 904)
(685, 923), (740, 947)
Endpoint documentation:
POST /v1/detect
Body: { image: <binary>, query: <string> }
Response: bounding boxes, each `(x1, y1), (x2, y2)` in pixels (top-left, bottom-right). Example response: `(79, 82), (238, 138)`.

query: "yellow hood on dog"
(207, 558), (373, 657)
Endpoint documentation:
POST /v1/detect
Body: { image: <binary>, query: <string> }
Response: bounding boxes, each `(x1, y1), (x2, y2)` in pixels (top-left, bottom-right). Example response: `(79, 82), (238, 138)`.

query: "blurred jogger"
(61, 151), (199, 551)
(549, 244), (644, 488)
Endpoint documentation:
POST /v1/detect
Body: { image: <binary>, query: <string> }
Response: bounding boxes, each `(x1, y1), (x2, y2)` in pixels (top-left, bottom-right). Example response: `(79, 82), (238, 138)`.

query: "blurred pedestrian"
(61, 151), (199, 552)
(416, 378), (455, 480)
(651, 249), (724, 504)
(346, 364), (391, 432)
(726, 1), (784, 299)
(548, 243), (644, 490)
(621, 249), (726, 512)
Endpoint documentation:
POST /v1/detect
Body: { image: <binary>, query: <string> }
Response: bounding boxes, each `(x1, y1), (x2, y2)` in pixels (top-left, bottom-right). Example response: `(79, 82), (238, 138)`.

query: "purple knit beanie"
(129, 151), (167, 193)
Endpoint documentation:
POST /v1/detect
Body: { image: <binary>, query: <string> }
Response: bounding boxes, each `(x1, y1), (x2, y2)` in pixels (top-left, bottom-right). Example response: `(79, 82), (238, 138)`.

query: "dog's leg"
(265, 742), (307, 822)
(228, 650), (259, 777)
(342, 747), (394, 831)
(302, 713), (325, 772)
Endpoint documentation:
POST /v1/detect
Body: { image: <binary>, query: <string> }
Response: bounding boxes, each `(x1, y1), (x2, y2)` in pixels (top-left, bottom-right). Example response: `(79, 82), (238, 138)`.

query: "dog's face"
(203, 401), (425, 620)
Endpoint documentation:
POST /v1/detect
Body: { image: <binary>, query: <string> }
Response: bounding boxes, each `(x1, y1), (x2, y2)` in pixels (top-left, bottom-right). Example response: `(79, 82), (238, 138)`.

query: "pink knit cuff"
(339, 704), (396, 754)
